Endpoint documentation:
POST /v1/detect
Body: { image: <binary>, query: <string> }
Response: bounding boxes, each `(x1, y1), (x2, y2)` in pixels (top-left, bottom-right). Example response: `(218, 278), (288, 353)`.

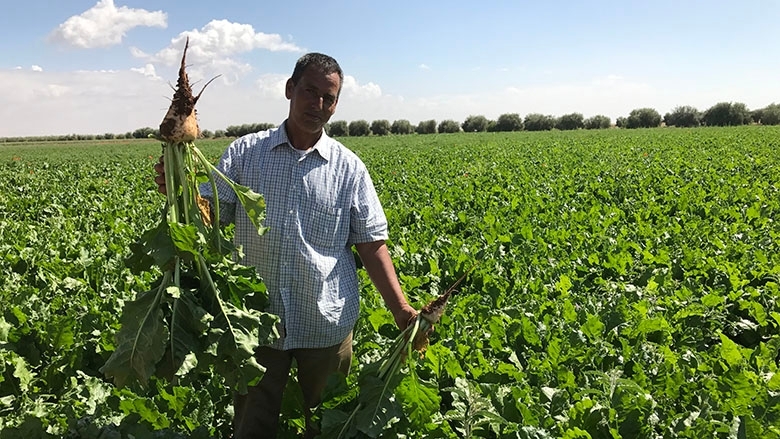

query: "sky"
(1, 0), (779, 137)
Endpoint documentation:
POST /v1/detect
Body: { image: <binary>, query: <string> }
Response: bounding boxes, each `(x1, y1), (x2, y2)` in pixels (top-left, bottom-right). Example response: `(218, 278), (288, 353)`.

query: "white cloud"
(0, 69), (163, 136)
(148, 20), (303, 67)
(129, 46), (148, 58)
(130, 63), (159, 80)
(124, 19), (305, 88)
(341, 75), (382, 100)
(31, 65), (43, 72)
(48, 0), (166, 49)
(419, 64), (430, 70)
(255, 74), (289, 99)
(36, 83), (70, 98)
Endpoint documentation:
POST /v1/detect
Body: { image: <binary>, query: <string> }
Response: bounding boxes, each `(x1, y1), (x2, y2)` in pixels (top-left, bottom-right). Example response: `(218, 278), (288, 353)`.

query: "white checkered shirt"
(200, 122), (388, 350)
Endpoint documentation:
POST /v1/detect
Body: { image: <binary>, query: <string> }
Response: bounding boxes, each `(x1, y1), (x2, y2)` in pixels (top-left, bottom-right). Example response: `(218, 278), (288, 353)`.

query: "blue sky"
(1, 0), (779, 137)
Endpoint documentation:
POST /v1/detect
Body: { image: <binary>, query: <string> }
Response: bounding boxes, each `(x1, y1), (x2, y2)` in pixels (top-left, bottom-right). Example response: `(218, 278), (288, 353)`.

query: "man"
(156, 53), (415, 438)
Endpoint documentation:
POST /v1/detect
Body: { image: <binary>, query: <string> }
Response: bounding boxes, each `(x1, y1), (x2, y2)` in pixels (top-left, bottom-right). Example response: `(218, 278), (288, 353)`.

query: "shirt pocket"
(300, 199), (347, 249)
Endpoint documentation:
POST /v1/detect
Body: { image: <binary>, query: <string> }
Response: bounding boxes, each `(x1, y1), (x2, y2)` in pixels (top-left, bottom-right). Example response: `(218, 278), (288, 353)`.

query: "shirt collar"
(271, 120), (333, 162)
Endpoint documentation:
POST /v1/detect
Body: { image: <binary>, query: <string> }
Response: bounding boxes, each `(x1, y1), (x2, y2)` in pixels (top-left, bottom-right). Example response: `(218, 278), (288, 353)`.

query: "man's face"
(286, 67), (341, 135)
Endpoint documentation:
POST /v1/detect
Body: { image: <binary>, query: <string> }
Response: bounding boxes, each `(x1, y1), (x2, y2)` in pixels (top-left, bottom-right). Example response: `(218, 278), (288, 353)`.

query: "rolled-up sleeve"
(348, 166), (388, 245)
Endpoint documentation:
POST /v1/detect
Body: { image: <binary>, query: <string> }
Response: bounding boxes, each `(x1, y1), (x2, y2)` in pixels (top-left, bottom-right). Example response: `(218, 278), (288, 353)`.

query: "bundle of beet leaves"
(100, 38), (278, 394)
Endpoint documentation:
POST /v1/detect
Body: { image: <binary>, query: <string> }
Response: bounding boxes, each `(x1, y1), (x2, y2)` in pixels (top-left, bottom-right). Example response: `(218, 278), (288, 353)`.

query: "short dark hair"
(291, 53), (344, 95)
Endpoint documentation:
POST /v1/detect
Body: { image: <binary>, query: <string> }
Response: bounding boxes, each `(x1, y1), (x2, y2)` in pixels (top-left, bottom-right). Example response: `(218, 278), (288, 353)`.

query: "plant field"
(1, 127), (780, 438)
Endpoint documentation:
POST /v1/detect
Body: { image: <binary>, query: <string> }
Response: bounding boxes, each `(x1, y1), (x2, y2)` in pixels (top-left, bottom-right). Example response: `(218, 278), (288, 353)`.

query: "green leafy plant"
(3, 127), (780, 437)
(100, 39), (278, 395)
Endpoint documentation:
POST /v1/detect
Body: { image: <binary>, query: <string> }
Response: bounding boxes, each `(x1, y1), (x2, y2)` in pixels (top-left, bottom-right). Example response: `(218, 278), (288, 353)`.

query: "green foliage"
(348, 120), (370, 137)
(133, 127), (158, 139)
(754, 103), (780, 125)
(493, 113), (524, 132)
(224, 123), (275, 137)
(703, 102), (752, 126)
(664, 105), (702, 127)
(328, 120), (349, 137)
(584, 115), (611, 130)
(390, 119), (414, 135)
(415, 120), (437, 134)
(626, 108), (662, 128)
(3, 128), (780, 438)
(524, 113), (556, 131)
(437, 119), (461, 133)
(556, 113), (585, 130)
(461, 115), (489, 132)
(102, 140), (277, 396)
(370, 120), (391, 136)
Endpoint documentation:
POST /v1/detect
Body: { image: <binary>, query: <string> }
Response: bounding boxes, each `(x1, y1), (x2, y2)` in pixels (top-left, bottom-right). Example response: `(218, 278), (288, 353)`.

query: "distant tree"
(133, 127), (156, 139)
(438, 119), (461, 133)
(556, 113), (585, 130)
(584, 115), (611, 129)
(329, 120), (349, 136)
(370, 119), (391, 136)
(663, 106), (702, 127)
(214, 130), (226, 138)
(224, 123), (275, 137)
(390, 119), (414, 134)
(702, 102), (751, 126)
(524, 113), (556, 131)
(200, 129), (213, 138)
(729, 102), (752, 125)
(103, 132), (115, 140)
(349, 120), (370, 136)
(225, 125), (243, 137)
(415, 119), (437, 134)
(493, 113), (524, 132)
(756, 103), (780, 125)
(626, 108), (662, 128)
(461, 115), (489, 132)
(751, 108), (764, 124)
(615, 117), (627, 128)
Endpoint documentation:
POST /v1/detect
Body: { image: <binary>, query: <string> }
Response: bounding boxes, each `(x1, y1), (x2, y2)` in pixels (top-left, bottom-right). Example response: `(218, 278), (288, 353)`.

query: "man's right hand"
(154, 155), (166, 194)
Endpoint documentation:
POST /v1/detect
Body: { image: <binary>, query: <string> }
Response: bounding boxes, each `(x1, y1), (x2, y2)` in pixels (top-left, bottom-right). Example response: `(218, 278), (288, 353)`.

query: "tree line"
(328, 101), (780, 136)
(2, 101), (779, 143)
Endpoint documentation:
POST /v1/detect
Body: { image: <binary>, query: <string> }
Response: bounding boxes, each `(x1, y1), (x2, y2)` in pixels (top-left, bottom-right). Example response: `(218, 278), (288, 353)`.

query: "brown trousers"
(233, 333), (353, 439)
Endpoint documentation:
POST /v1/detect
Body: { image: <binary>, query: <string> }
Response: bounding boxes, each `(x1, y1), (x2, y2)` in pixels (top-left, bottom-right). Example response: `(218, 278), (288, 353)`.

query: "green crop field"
(1, 127), (780, 438)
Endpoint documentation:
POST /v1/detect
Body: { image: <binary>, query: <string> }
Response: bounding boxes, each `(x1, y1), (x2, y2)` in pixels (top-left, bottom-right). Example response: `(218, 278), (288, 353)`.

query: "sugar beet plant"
(3, 94), (780, 437)
(319, 267), (475, 438)
(100, 38), (278, 394)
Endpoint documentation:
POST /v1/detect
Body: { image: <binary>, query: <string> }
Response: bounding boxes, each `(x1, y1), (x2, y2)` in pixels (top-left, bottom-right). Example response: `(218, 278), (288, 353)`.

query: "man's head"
(290, 53), (344, 97)
(285, 53), (343, 143)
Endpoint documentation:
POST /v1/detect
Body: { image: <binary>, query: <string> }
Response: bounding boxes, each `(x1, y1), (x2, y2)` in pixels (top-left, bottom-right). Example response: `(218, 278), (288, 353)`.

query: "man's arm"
(355, 240), (417, 330)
